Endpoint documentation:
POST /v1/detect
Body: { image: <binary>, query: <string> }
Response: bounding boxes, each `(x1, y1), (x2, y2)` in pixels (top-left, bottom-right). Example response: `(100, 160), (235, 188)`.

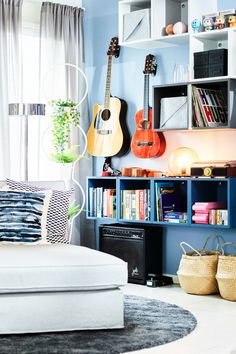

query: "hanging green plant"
(48, 99), (80, 163)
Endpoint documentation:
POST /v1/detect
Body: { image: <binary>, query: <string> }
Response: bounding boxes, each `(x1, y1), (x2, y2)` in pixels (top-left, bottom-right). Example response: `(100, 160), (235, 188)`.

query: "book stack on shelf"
(192, 202), (228, 225)
(192, 86), (227, 128)
(121, 189), (150, 221)
(89, 187), (116, 218)
(155, 182), (187, 223)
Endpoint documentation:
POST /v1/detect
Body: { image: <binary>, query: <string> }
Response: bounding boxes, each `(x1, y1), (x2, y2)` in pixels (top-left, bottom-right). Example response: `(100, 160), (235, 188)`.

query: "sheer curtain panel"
(39, 2), (93, 246)
(0, 0), (23, 179)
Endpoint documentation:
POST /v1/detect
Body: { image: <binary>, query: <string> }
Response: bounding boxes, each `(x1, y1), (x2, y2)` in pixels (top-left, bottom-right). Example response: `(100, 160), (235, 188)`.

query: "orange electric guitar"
(87, 37), (130, 157)
(131, 54), (166, 158)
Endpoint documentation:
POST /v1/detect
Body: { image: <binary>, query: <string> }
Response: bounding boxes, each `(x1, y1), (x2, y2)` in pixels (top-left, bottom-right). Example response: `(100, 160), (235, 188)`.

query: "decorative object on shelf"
(102, 156), (121, 177)
(214, 15), (225, 30)
(190, 160), (236, 178)
(121, 167), (165, 177)
(202, 17), (214, 31)
(8, 103), (45, 181)
(168, 147), (199, 176)
(165, 23), (174, 35)
(173, 21), (187, 35)
(131, 54), (166, 158)
(228, 15), (236, 27)
(86, 37), (130, 157)
(191, 19), (202, 33)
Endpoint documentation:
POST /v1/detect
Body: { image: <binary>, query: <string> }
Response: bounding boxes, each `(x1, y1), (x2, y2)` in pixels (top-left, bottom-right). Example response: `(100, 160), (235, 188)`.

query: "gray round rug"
(0, 295), (197, 354)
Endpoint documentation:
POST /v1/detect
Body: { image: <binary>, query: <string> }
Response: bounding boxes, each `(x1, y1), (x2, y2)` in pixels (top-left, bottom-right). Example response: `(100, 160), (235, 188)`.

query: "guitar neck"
(104, 55), (113, 109)
(143, 74), (150, 121)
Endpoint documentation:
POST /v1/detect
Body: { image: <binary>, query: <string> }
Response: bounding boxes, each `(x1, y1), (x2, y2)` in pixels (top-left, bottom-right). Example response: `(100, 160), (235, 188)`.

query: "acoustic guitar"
(87, 37), (130, 157)
(131, 54), (166, 158)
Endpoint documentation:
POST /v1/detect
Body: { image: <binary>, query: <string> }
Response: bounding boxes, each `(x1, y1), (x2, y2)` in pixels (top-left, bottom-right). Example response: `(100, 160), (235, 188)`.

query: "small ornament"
(203, 17), (214, 31)
(214, 15), (225, 29)
(191, 19), (202, 33)
(173, 21), (187, 34)
(165, 23), (174, 35)
(228, 15), (236, 27)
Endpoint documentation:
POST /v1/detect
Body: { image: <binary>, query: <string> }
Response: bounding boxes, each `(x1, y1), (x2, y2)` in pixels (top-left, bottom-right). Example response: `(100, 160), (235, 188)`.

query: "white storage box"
(123, 8), (150, 42)
(160, 96), (188, 129)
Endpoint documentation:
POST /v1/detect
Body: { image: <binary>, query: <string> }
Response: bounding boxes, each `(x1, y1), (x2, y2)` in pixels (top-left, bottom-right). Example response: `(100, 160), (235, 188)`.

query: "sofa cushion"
(6, 179), (72, 244)
(0, 244), (127, 293)
(0, 189), (51, 244)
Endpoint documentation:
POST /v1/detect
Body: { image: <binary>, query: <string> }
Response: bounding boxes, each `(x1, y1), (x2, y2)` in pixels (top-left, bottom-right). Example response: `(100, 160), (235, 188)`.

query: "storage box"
(160, 96), (188, 129)
(123, 8), (151, 42)
(194, 49), (228, 79)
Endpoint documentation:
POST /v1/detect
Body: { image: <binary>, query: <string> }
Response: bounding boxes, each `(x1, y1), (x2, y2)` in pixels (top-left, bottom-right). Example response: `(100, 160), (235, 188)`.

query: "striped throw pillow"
(0, 189), (51, 244)
(6, 179), (72, 244)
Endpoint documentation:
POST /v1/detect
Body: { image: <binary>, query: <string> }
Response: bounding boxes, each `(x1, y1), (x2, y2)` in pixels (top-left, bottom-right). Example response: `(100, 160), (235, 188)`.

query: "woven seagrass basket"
(216, 242), (236, 301)
(177, 235), (223, 295)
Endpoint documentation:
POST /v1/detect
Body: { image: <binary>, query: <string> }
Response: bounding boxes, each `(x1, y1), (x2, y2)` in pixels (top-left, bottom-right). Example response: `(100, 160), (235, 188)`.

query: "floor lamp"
(8, 103), (45, 181)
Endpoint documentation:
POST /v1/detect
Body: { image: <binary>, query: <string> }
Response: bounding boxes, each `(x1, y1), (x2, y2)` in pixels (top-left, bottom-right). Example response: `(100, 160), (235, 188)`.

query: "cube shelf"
(87, 177), (236, 228)
(153, 78), (236, 131)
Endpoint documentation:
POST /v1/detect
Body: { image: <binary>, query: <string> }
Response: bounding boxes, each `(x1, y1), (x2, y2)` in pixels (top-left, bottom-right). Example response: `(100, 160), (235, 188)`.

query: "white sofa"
(0, 180), (127, 333)
(0, 243), (127, 334)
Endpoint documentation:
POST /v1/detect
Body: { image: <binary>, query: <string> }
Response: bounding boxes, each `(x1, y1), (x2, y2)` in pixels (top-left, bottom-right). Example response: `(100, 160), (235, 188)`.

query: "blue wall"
(83, 0), (236, 275)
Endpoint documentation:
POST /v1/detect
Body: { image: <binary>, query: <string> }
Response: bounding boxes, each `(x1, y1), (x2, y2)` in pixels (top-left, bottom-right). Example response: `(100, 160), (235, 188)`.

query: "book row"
(89, 187), (116, 218)
(121, 189), (150, 221)
(192, 85), (227, 128)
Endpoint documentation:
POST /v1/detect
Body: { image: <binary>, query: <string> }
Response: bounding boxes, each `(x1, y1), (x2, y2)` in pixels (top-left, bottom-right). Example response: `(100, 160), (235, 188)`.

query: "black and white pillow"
(6, 179), (73, 244)
(0, 189), (51, 244)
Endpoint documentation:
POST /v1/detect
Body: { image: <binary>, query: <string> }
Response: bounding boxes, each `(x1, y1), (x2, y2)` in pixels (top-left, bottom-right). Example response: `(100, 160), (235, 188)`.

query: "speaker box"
(99, 224), (162, 284)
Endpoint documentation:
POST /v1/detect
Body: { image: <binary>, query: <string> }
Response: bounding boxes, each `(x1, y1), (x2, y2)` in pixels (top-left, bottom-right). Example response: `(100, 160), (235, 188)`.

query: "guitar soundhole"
(142, 121), (150, 130)
(101, 109), (111, 121)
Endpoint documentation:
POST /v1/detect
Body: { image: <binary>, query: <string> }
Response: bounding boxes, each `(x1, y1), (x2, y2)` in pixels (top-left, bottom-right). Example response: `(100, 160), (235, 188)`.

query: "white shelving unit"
(119, 0), (217, 48)
(119, 0), (236, 132)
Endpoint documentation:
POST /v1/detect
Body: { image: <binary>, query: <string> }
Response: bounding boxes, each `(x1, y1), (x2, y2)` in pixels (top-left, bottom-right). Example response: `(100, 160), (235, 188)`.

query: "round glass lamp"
(168, 147), (199, 176)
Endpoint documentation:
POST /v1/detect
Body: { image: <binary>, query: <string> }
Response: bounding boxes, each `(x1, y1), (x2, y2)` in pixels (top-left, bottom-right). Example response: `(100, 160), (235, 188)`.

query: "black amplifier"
(99, 223), (162, 284)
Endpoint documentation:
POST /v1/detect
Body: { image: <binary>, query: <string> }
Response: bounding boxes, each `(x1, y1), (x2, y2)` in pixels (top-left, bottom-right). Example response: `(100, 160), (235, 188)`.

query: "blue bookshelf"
(86, 177), (236, 228)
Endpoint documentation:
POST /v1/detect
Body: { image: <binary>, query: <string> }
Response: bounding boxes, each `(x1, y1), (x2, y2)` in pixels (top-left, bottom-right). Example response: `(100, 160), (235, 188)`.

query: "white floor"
(123, 283), (236, 354)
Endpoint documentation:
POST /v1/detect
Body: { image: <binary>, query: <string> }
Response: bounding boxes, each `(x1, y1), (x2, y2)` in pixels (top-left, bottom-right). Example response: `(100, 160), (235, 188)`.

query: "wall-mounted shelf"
(86, 177), (236, 229)
(152, 78), (236, 131)
(119, 0), (219, 49)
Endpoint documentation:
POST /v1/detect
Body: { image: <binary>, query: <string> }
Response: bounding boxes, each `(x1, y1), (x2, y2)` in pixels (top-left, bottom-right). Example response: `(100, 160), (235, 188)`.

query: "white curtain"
(39, 2), (93, 245)
(0, 0), (23, 179)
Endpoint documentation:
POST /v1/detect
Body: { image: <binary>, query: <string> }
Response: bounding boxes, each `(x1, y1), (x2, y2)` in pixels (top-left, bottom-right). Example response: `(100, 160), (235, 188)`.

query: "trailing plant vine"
(48, 99), (80, 163)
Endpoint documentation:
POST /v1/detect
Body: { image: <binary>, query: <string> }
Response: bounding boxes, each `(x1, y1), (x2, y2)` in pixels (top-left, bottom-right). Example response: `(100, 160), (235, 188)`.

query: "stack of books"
(192, 202), (227, 225)
(155, 182), (187, 223)
(192, 86), (227, 128)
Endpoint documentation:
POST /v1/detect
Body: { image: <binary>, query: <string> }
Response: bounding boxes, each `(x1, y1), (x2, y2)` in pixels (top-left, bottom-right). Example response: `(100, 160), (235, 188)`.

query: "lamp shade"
(8, 103), (45, 116)
(169, 147), (199, 176)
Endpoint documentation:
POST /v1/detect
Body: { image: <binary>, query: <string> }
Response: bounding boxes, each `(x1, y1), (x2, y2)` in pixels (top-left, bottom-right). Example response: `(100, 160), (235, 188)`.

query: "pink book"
(192, 213), (209, 223)
(192, 202), (226, 213)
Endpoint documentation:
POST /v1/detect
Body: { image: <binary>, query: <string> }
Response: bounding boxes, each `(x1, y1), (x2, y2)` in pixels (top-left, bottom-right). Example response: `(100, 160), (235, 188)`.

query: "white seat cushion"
(0, 244), (127, 293)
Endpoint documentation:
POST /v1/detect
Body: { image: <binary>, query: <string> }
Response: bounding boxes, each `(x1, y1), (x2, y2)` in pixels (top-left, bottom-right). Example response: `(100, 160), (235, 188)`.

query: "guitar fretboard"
(143, 74), (149, 121)
(104, 55), (113, 109)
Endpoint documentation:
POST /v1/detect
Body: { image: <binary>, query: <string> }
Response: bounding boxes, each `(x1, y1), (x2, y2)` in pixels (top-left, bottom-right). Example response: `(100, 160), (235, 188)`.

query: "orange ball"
(166, 23), (174, 35)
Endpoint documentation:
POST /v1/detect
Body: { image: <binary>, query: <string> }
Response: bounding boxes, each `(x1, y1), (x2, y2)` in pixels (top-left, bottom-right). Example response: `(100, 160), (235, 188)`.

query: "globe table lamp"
(168, 147), (199, 176)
